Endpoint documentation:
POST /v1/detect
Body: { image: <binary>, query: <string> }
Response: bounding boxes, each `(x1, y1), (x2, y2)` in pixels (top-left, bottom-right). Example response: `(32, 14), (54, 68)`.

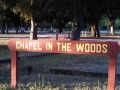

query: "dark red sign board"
(8, 39), (120, 90)
(8, 39), (120, 56)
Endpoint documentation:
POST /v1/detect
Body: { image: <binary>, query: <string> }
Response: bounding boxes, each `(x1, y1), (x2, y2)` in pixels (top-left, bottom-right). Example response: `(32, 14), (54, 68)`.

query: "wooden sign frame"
(8, 39), (120, 90)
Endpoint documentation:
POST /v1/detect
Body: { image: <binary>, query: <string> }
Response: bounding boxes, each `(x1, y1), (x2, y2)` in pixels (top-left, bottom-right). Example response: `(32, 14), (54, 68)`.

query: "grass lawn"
(1, 51), (120, 89)
(0, 53), (110, 90)
(0, 38), (120, 90)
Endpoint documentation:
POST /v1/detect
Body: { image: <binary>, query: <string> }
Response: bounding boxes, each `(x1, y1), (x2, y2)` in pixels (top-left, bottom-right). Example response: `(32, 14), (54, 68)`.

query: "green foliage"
(64, 22), (72, 28)
(114, 18), (120, 29)
(0, 0), (17, 10)
(0, 84), (14, 90)
(98, 17), (110, 29)
(83, 0), (107, 24)
(99, 17), (120, 29)
(13, 0), (31, 21)
(0, 81), (108, 90)
(12, 0), (49, 22)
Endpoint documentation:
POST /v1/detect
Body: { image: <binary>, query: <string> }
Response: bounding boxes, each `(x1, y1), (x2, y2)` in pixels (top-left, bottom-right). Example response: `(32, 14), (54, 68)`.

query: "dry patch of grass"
(0, 39), (9, 45)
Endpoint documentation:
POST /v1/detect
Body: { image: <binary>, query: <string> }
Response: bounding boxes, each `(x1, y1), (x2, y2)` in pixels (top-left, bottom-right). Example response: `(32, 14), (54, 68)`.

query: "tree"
(0, 0), (49, 39)
(45, 0), (83, 40)
(82, 0), (107, 37)
(71, 0), (83, 40)
(98, 17), (110, 29)
(0, 7), (6, 34)
(0, 9), (21, 34)
(44, 0), (72, 33)
(105, 0), (120, 35)
(9, 11), (21, 34)
(13, 0), (49, 39)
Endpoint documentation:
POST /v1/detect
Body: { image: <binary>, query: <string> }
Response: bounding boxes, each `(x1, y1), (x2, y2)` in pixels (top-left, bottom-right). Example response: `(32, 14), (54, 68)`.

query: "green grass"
(0, 53), (117, 90)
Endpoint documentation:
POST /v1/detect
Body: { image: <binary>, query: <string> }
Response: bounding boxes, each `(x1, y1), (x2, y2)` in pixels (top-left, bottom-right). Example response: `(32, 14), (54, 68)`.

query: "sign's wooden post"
(108, 56), (117, 90)
(56, 30), (58, 40)
(56, 34), (58, 40)
(11, 51), (18, 88)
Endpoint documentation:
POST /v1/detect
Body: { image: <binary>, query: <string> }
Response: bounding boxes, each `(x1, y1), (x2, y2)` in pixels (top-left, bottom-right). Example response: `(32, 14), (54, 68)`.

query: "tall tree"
(105, 0), (120, 35)
(0, 0), (19, 34)
(71, 0), (84, 40)
(0, 7), (6, 34)
(44, 0), (72, 33)
(9, 11), (21, 34)
(13, 0), (49, 39)
(0, 0), (49, 39)
(50, 0), (84, 40)
(82, 0), (107, 37)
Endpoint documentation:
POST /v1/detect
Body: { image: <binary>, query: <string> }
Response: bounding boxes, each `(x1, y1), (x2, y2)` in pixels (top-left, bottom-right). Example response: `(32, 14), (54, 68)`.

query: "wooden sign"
(8, 39), (120, 56)
(8, 39), (120, 90)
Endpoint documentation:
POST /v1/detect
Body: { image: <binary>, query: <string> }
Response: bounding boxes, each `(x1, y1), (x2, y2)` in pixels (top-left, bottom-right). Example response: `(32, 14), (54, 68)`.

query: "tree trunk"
(1, 20), (5, 34)
(110, 25), (114, 35)
(108, 15), (116, 36)
(91, 22), (100, 37)
(51, 24), (53, 32)
(71, 0), (80, 40)
(71, 18), (80, 40)
(16, 26), (18, 34)
(30, 0), (37, 40)
(40, 24), (43, 31)
(58, 20), (62, 33)
(30, 16), (37, 40)
(95, 22), (100, 37)
(5, 22), (8, 34)
(91, 25), (95, 37)
(110, 21), (115, 35)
